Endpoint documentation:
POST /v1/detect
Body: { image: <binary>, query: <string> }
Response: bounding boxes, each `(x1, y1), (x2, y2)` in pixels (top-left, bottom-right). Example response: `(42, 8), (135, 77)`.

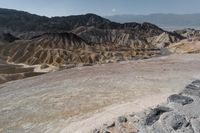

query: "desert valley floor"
(1, 54), (200, 132)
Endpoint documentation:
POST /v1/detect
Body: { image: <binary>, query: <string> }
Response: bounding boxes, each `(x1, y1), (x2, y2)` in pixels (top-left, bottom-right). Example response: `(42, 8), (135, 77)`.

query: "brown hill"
(0, 33), (92, 66)
(167, 29), (200, 53)
(0, 64), (43, 84)
(72, 22), (164, 45)
(0, 32), (161, 67)
(168, 39), (200, 54)
(175, 28), (200, 38)
(72, 22), (184, 50)
(150, 32), (185, 48)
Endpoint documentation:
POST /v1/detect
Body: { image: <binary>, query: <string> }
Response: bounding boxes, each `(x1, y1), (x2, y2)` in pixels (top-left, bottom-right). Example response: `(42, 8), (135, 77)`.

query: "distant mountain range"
(0, 8), (169, 41)
(106, 14), (200, 30)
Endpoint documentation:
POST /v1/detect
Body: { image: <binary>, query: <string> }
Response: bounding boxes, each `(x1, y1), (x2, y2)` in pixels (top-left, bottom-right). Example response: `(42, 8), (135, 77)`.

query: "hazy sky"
(0, 0), (200, 17)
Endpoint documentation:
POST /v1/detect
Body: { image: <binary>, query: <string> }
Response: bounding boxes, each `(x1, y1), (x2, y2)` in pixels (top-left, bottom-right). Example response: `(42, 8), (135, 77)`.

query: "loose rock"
(167, 94), (193, 105)
(145, 106), (172, 126)
(118, 116), (128, 123)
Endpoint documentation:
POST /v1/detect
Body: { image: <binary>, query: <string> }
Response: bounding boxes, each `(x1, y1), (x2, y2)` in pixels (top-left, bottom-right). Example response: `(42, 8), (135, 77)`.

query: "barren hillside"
(1, 54), (200, 132)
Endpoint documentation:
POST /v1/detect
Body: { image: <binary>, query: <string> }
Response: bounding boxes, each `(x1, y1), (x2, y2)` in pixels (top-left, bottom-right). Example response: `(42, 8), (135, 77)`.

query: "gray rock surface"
(117, 116), (128, 123)
(144, 106), (172, 126)
(96, 80), (200, 133)
(167, 94), (194, 105)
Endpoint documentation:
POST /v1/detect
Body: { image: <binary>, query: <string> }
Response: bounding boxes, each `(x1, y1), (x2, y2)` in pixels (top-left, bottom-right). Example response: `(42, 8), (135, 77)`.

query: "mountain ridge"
(106, 13), (200, 28)
(0, 8), (166, 39)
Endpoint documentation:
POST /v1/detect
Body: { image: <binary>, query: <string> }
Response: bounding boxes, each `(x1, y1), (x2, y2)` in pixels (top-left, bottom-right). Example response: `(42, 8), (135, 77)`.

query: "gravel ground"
(1, 54), (200, 133)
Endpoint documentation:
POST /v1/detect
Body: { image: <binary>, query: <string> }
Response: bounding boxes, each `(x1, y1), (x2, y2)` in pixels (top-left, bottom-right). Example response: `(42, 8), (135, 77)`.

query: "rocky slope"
(175, 28), (200, 38)
(72, 22), (164, 45)
(168, 39), (200, 54)
(71, 21), (184, 49)
(150, 32), (185, 48)
(0, 32), (18, 45)
(95, 80), (200, 133)
(0, 8), (119, 39)
(167, 29), (200, 54)
(0, 32), (92, 66)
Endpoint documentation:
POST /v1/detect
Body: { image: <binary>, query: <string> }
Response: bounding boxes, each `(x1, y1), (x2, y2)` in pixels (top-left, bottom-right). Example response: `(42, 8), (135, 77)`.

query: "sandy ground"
(62, 93), (172, 133)
(1, 54), (200, 133)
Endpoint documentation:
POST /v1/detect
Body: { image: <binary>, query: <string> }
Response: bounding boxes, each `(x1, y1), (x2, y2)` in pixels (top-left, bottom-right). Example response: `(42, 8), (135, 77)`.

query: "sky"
(0, 0), (200, 17)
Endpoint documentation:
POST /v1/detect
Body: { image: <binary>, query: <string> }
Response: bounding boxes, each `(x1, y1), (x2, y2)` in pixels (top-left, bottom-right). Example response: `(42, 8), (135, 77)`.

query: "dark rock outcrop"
(0, 33), (18, 43)
(144, 106), (172, 126)
(167, 94), (194, 105)
(117, 116), (128, 123)
(95, 80), (200, 133)
(183, 80), (200, 97)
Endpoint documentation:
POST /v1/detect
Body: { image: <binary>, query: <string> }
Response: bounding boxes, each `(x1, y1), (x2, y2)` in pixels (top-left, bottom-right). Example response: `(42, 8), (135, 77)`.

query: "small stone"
(93, 128), (100, 133)
(118, 116), (128, 123)
(129, 113), (135, 117)
(106, 122), (115, 128)
(103, 131), (110, 133)
(40, 64), (49, 69)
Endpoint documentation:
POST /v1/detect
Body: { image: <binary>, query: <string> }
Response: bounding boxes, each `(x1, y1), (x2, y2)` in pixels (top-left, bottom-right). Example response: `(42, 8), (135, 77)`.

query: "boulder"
(167, 94), (193, 105)
(145, 106), (172, 126)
